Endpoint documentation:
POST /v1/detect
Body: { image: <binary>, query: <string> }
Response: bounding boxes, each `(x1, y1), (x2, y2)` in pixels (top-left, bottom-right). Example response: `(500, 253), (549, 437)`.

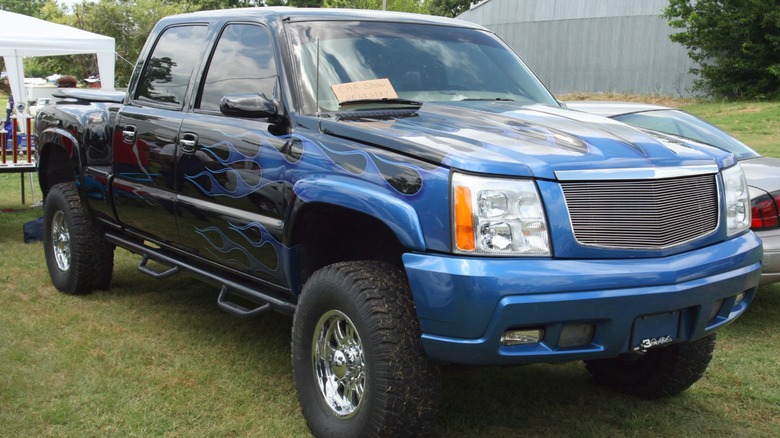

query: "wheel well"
(291, 203), (407, 289)
(39, 143), (76, 196)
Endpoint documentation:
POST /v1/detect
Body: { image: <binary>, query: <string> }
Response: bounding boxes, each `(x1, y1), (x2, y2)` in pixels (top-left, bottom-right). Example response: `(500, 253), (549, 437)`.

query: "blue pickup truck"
(35, 8), (762, 437)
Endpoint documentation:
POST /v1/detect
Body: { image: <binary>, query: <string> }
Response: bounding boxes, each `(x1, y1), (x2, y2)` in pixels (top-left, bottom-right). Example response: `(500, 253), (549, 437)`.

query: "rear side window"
(136, 25), (208, 108)
(198, 23), (277, 112)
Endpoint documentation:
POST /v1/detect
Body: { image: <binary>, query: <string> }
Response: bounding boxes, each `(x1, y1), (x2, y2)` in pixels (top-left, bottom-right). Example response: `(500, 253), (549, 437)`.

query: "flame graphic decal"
(186, 126), (432, 272)
(310, 137), (425, 196)
(184, 128), (426, 199)
(195, 221), (283, 274)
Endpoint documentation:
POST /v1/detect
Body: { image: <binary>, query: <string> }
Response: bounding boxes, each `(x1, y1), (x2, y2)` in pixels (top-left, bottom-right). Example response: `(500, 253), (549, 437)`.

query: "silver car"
(568, 102), (780, 286)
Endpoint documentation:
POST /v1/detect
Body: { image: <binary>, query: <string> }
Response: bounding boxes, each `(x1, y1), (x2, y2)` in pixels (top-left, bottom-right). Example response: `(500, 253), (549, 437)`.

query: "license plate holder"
(631, 311), (680, 351)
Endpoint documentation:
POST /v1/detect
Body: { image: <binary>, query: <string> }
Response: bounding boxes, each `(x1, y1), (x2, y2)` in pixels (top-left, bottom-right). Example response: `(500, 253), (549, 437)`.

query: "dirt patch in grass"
(558, 92), (696, 108)
(729, 105), (766, 114)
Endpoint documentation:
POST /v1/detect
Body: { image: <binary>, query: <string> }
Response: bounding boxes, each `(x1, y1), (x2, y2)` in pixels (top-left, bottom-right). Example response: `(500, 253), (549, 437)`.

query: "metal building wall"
(458, 0), (698, 96)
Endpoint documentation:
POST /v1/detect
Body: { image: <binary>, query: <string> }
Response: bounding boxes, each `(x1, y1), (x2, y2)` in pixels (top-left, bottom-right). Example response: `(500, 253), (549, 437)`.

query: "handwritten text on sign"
(331, 79), (398, 103)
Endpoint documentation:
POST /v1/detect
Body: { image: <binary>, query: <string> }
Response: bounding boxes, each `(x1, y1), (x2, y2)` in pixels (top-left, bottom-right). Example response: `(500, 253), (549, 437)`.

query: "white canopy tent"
(0, 10), (115, 118)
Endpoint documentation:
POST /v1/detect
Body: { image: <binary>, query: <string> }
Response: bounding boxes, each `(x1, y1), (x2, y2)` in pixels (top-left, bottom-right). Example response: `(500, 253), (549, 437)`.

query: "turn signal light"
(454, 186), (475, 250)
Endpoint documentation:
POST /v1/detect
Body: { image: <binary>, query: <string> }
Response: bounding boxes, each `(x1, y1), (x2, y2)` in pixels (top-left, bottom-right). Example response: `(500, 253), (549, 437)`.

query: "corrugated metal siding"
(459, 0), (698, 96)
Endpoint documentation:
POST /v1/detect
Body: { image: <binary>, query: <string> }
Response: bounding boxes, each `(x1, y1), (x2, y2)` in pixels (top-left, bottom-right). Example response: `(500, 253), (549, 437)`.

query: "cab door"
(175, 23), (291, 286)
(112, 24), (209, 245)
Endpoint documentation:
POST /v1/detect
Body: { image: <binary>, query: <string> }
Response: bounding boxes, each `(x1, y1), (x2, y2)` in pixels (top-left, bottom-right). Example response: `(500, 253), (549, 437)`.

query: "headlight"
(722, 164), (751, 236)
(452, 172), (550, 256)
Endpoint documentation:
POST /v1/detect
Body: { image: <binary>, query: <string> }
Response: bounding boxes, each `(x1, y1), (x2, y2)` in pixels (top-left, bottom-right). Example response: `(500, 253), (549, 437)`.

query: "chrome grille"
(560, 174), (719, 249)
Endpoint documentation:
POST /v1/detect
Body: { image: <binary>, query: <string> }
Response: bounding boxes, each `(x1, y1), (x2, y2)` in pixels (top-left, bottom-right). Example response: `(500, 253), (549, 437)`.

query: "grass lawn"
(1, 102), (779, 437)
(681, 101), (780, 158)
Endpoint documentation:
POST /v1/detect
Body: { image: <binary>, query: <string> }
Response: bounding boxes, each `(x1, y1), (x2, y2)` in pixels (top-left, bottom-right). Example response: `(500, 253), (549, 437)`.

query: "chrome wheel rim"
(51, 210), (71, 271)
(312, 310), (365, 418)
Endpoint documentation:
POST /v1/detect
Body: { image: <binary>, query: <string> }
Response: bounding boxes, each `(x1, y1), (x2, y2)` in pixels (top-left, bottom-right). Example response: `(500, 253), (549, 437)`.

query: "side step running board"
(138, 255), (180, 279)
(140, 257), (270, 319)
(217, 286), (271, 319)
(104, 232), (296, 316)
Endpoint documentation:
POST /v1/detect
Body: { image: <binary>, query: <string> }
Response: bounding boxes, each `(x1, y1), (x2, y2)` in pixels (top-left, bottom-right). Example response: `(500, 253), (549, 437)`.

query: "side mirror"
(219, 93), (279, 118)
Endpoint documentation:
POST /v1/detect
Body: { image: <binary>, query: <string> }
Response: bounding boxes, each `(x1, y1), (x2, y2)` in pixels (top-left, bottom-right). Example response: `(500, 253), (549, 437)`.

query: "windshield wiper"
(337, 98), (422, 109)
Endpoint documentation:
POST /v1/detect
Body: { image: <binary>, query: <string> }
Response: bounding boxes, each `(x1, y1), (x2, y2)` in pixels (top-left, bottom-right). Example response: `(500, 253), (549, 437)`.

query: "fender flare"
(37, 126), (79, 158)
(37, 127), (83, 193)
(292, 176), (427, 251)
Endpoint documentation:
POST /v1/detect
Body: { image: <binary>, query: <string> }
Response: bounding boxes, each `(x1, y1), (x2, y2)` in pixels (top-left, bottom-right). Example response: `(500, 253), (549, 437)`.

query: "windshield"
(286, 20), (558, 113)
(613, 109), (760, 160)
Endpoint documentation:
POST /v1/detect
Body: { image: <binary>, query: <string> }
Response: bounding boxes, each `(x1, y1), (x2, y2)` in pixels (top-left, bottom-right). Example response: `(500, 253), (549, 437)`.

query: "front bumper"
(756, 227), (780, 286)
(403, 232), (762, 365)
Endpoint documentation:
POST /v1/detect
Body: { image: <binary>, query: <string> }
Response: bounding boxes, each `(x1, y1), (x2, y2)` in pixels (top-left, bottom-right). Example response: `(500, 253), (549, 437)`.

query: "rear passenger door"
(112, 24), (209, 244)
(175, 23), (291, 287)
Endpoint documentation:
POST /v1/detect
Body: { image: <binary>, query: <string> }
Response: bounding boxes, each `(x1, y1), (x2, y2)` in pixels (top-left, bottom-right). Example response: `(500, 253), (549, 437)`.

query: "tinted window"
(614, 110), (760, 160)
(137, 25), (208, 108)
(199, 24), (277, 112)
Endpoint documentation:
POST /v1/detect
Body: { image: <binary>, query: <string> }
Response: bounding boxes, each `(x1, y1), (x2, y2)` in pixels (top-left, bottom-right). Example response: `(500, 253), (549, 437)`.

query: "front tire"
(43, 182), (114, 295)
(292, 261), (440, 438)
(585, 334), (716, 398)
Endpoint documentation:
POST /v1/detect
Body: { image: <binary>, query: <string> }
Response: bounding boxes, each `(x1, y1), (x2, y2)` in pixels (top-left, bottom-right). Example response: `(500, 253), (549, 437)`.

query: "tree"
(664, 0), (780, 99)
(190, 0), (263, 8)
(323, 0), (428, 13)
(264, 0), (324, 6)
(428, 0), (475, 17)
(0, 0), (50, 17)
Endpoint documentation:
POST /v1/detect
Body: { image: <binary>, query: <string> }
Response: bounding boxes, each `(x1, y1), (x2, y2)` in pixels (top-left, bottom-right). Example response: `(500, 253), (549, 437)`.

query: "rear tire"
(292, 261), (440, 438)
(43, 182), (114, 295)
(585, 334), (716, 398)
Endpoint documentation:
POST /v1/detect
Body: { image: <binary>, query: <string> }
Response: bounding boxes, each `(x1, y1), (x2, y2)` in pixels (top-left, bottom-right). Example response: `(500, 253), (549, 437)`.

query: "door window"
(198, 24), (277, 112)
(136, 25), (208, 108)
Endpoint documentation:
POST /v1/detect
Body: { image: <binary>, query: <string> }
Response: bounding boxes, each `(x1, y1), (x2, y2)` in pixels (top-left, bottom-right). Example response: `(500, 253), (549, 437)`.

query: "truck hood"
(320, 101), (734, 180)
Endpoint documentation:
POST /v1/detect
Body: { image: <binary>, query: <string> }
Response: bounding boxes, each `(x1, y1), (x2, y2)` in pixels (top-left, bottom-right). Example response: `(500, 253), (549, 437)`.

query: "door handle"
(122, 125), (137, 143)
(179, 133), (198, 153)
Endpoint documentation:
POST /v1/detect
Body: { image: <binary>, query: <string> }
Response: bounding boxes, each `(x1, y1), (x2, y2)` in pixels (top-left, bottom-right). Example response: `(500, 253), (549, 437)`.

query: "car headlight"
(452, 172), (550, 256)
(722, 164), (751, 236)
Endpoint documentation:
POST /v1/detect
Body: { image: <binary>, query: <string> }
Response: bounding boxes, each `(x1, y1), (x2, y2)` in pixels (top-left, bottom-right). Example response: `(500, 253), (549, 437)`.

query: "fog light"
(734, 292), (746, 306)
(558, 323), (595, 348)
(501, 329), (544, 346)
(709, 299), (725, 321)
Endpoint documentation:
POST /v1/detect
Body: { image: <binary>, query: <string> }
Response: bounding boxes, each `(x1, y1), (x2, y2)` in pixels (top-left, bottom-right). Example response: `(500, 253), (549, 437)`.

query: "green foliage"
(190, 0), (262, 9)
(0, 0), (50, 17)
(323, 0), (428, 13)
(264, 0), (324, 6)
(428, 0), (474, 17)
(664, 0), (780, 100)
